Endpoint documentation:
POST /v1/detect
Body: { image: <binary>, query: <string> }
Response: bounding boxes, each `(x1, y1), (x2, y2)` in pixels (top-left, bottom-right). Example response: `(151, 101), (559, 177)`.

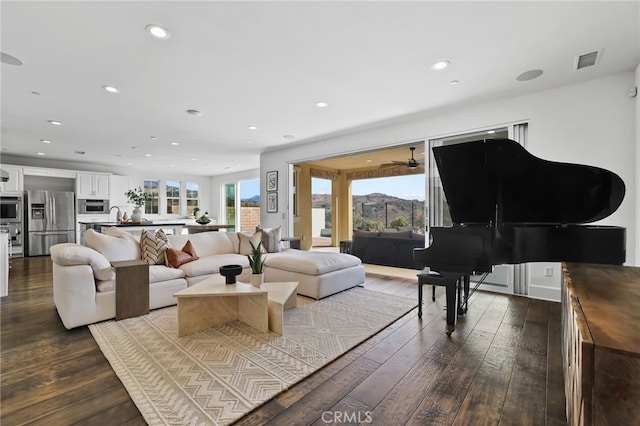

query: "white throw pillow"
(238, 231), (263, 255)
(85, 229), (140, 262)
(105, 227), (141, 259)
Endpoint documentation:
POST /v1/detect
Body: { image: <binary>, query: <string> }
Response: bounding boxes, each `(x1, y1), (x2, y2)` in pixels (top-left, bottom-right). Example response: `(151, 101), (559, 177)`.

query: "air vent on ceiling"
(574, 50), (600, 70)
(74, 150), (86, 155)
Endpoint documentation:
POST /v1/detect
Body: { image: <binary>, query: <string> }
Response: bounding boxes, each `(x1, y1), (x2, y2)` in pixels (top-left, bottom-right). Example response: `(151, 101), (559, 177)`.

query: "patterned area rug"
(89, 287), (416, 425)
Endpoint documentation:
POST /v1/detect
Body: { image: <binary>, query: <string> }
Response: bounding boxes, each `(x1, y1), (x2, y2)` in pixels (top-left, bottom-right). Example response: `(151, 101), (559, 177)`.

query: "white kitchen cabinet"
(109, 175), (134, 207)
(0, 165), (24, 194)
(77, 173), (110, 198)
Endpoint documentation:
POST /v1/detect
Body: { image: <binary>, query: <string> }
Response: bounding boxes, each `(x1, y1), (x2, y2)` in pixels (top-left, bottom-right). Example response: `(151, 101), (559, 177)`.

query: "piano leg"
(445, 277), (458, 336)
(418, 279), (423, 318)
(463, 275), (470, 314)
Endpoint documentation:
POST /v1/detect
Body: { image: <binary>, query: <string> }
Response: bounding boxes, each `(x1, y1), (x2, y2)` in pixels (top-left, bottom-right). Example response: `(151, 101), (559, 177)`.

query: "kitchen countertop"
(78, 221), (187, 227)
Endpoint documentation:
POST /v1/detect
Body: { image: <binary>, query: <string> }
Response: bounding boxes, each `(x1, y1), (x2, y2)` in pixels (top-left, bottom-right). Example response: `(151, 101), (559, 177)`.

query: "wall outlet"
(544, 266), (554, 277)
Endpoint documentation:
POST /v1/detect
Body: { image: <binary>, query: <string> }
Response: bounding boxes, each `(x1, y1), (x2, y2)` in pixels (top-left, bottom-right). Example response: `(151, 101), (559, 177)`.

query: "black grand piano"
(414, 138), (626, 335)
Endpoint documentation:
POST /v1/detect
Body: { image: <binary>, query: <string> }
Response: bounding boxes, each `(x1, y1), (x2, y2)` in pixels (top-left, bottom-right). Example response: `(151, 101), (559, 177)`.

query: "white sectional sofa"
(50, 228), (365, 329)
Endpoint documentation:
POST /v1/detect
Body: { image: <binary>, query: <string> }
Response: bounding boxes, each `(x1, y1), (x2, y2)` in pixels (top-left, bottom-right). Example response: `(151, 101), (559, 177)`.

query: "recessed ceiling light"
(144, 154), (152, 157)
(32, 91), (41, 96)
(191, 157), (197, 161)
(315, 101), (329, 108)
(48, 120), (62, 125)
(131, 146), (139, 150)
(40, 139), (51, 144)
(126, 162), (132, 165)
(37, 152), (45, 156)
(116, 154), (122, 157)
(150, 136), (159, 140)
(186, 109), (202, 116)
(102, 85), (119, 93)
(487, 130), (496, 134)
(450, 80), (460, 85)
(431, 60), (450, 70)
(246, 140), (253, 144)
(0, 52), (24, 66)
(516, 69), (543, 82)
(170, 142), (179, 146)
(248, 126), (257, 130)
(145, 24), (171, 39)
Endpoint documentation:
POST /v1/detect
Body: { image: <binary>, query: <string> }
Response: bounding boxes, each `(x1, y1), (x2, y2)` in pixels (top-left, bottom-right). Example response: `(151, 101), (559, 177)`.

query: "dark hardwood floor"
(1, 256), (567, 425)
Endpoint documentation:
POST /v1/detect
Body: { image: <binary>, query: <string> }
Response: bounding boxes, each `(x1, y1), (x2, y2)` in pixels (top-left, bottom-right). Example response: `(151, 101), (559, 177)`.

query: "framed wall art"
(266, 192), (278, 213)
(266, 170), (278, 192)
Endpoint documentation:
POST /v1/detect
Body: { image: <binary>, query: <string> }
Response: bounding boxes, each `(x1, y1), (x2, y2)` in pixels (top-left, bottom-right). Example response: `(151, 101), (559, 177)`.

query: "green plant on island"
(247, 241), (265, 274)
(125, 187), (152, 207)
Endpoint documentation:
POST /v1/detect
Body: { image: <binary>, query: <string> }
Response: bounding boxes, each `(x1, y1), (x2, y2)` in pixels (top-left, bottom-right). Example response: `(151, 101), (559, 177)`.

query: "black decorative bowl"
(220, 264), (242, 284)
(196, 218), (211, 225)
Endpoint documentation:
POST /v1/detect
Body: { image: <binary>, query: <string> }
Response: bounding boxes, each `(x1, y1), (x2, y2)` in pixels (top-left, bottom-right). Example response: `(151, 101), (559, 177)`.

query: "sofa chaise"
(51, 228), (365, 329)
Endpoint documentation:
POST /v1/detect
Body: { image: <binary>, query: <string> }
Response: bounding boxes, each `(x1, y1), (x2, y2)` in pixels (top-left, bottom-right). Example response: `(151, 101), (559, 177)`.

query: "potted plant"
(125, 187), (151, 222)
(247, 241), (265, 287)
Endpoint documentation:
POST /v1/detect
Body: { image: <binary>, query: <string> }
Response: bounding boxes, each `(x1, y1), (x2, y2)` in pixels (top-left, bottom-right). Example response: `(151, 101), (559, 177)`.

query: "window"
(166, 180), (180, 214)
(186, 182), (199, 216)
(144, 179), (159, 214)
(222, 179), (260, 232)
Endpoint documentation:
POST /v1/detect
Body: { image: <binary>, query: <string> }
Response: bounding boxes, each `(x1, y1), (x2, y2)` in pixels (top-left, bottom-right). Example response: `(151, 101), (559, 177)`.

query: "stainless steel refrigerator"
(26, 190), (75, 256)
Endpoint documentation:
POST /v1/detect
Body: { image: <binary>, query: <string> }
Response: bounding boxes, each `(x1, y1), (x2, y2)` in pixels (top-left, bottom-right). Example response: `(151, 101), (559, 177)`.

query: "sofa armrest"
(50, 243), (114, 281)
(52, 263), (99, 329)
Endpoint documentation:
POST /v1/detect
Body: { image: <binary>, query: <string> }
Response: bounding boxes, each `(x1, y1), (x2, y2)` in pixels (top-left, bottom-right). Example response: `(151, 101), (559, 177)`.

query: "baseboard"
(528, 284), (561, 302)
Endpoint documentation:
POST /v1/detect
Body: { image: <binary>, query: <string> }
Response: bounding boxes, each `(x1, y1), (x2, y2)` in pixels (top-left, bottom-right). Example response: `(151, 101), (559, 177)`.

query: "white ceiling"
(1, 1), (638, 176)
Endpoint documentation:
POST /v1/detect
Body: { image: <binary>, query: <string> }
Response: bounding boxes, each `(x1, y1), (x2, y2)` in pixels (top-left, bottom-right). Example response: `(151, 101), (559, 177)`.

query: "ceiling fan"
(380, 147), (422, 170)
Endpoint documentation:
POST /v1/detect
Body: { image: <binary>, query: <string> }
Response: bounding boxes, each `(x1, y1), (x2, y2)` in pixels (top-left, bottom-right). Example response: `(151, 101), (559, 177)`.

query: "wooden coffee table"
(174, 275), (268, 337)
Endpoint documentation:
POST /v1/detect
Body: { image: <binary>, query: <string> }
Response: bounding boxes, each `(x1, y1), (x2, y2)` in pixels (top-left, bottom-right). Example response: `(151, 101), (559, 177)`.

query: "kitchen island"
(185, 224), (235, 233)
(78, 221), (187, 240)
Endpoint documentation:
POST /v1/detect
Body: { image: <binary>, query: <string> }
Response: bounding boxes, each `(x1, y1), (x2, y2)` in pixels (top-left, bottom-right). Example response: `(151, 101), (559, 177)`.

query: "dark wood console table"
(112, 260), (149, 320)
(562, 263), (640, 425)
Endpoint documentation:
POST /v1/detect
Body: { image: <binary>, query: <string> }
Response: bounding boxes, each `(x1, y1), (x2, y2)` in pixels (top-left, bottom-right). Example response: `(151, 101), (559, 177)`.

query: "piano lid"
(432, 138), (625, 225)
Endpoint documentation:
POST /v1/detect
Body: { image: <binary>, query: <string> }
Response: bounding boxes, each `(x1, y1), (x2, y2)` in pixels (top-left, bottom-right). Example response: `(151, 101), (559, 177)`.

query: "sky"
(240, 174), (426, 201)
(314, 175), (425, 201)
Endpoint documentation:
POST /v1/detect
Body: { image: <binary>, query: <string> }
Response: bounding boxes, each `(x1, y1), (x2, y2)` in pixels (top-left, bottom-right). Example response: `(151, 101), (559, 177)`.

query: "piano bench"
(417, 270), (470, 334)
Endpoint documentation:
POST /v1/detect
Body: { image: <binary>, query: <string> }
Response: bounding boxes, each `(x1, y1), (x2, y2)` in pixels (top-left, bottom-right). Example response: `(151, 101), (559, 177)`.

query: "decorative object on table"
(192, 207), (200, 219)
(266, 170), (278, 191)
(195, 211), (211, 225)
(247, 241), (265, 287)
(219, 264), (243, 284)
(125, 187), (152, 223)
(266, 192), (278, 213)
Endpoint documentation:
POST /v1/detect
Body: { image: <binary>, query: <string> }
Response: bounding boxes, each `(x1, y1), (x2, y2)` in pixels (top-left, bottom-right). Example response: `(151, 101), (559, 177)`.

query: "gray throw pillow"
(256, 226), (282, 252)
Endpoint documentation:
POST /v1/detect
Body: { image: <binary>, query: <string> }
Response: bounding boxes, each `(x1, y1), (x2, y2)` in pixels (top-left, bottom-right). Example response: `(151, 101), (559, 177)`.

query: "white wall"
(636, 64), (640, 267)
(262, 71), (638, 269)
